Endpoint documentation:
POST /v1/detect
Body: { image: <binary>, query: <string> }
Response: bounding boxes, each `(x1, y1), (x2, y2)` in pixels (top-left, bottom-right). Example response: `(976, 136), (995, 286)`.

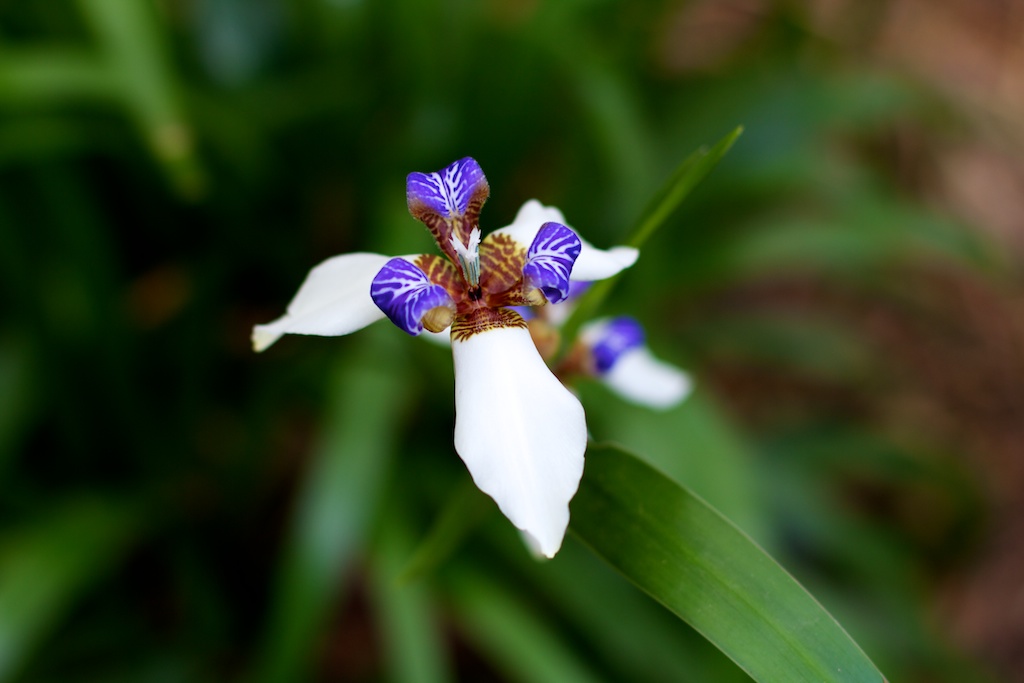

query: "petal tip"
(521, 528), (562, 559)
(251, 324), (280, 352)
(611, 246), (640, 268)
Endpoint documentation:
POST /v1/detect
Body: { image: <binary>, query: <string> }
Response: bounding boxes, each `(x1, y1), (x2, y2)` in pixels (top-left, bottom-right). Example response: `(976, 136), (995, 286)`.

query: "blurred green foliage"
(0, 1), (1005, 681)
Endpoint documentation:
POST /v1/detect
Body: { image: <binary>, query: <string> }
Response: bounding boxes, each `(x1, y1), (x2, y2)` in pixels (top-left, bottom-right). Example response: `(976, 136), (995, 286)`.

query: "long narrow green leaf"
(580, 389), (767, 544)
(77, 0), (205, 196)
(0, 497), (140, 682)
(497, 539), (751, 682)
(447, 565), (602, 683)
(255, 328), (414, 683)
(629, 126), (743, 251)
(561, 127), (742, 345)
(570, 444), (885, 683)
(368, 506), (452, 683)
(399, 478), (492, 583)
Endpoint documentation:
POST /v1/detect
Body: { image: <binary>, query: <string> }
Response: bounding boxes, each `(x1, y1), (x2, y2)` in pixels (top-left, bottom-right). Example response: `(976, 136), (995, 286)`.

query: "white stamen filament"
(450, 227), (481, 287)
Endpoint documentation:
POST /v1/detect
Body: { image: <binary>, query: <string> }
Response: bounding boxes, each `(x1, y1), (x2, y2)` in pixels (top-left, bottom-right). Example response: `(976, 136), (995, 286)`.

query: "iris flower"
(252, 158), (636, 557)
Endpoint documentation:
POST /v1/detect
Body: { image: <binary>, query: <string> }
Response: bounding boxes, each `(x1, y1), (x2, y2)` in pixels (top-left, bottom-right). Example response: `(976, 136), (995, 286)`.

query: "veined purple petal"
(406, 157), (486, 219)
(522, 222), (581, 304)
(370, 258), (456, 336)
(589, 316), (645, 373)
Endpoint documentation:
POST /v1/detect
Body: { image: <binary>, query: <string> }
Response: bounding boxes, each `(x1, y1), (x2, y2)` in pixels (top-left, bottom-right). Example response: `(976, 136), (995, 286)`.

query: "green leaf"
(629, 126), (743, 252)
(77, 0), (206, 196)
(561, 127), (742, 345)
(255, 328), (415, 683)
(570, 444), (885, 683)
(447, 565), (602, 683)
(399, 478), (492, 584)
(498, 539), (751, 682)
(579, 389), (767, 544)
(0, 497), (140, 682)
(368, 505), (452, 683)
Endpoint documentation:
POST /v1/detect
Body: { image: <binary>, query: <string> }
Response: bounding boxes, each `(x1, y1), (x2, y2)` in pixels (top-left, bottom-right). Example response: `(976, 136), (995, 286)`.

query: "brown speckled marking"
(479, 233), (526, 300)
(450, 307), (526, 342)
(414, 254), (465, 303)
(408, 202), (459, 263)
(456, 182), (490, 246)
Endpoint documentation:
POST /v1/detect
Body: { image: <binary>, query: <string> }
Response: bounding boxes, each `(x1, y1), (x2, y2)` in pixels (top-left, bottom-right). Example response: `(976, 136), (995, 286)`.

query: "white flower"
(252, 158), (637, 557)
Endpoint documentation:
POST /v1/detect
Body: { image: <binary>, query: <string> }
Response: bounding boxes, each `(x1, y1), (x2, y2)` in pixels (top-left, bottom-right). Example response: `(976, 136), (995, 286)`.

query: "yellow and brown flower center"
(415, 232), (531, 318)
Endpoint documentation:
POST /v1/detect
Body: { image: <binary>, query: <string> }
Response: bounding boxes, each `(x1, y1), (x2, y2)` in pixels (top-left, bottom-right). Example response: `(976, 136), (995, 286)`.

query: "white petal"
(252, 252), (392, 352)
(601, 347), (693, 410)
(570, 244), (638, 281)
(451, 324), (586, 557)
(490, 199), (566, 250)
(420, 327), (452, 347)
(492, 199), (638, 282)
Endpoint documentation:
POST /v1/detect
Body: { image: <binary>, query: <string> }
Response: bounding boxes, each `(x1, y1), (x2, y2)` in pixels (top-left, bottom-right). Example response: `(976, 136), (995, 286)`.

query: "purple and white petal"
(406, 157), (487, 219)
(582, 316), (646, 373)
(452, 323), (586, 558)
(370, 258), (456, 336)
(602, 347), (692, 410)
(522, 222), (581, 304)
(582, 317), (692, 409)
(493, 200), (639, 282)
(252, 252), (392, 352)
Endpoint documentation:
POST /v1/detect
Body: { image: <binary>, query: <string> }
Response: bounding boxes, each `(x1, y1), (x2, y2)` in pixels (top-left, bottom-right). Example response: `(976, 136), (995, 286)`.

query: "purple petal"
(522, 222), (582, 304)
(370, 258), (456, 336)
(589, 316), (645, 373)
(406, 157), (487, 219)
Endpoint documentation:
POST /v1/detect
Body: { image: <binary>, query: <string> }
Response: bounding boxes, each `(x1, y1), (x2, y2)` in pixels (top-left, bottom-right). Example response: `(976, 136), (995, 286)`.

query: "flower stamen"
(450, 227), (482, 287)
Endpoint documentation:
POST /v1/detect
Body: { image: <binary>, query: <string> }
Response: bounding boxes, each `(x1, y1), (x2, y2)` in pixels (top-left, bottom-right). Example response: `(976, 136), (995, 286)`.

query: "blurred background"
(1, 0), (1022, 681)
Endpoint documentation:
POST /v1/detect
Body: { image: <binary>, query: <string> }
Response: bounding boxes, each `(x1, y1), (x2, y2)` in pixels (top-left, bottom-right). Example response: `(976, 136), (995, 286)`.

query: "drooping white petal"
(493, 199), (638, 283)
(570, 243), (638, 281)
(451, 324), (586, 558)
(420, 327), (452, 347)
(252, 252), (393, 352)
(601, 346), (693, 410)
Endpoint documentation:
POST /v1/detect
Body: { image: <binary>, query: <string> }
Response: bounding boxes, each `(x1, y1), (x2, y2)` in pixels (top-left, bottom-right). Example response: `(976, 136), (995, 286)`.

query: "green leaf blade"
(447, 566), (602, 683)
(571, 444), (885, 683)
(560, 126), (742, 345)
(255, 328), (415, 683)
(630, 125), (743, 251)
(0, 497), (141, 682)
